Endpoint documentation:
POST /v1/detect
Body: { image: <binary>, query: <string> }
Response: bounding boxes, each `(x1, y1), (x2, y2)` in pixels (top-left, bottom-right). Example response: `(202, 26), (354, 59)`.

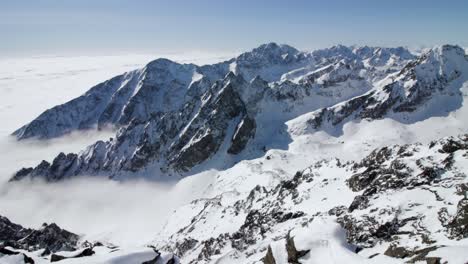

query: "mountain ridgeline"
(11, 43), (468, 181)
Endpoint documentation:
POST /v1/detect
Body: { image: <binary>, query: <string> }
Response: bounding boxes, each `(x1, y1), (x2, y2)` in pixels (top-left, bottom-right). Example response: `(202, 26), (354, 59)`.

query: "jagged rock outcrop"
(50, 247), (95, 262)
(261, 234), (309, 264)
(0, 247), (35, 264)
(445, 197), (468, 239)
(227, 116), (256, 155)
(0, 215), (79, 253)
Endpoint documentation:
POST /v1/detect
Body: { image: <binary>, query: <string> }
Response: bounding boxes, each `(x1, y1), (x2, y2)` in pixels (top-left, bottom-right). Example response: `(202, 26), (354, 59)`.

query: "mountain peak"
(431, 44), (467, 61)
(312, 45), (355, 60)
(146, 57), (179, 68)
(237, 42), (300, 63)
(411, 44), (468, 81)
(254, 42), (299, 54)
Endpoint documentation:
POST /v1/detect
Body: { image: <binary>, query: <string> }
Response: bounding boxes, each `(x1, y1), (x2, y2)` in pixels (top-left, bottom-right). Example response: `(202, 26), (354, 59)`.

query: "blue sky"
(1, 0), (467, 57)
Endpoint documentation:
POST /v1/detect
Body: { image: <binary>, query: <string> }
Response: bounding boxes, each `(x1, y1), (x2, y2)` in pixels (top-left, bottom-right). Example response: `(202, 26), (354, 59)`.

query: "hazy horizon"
(1, 0), (468, 58)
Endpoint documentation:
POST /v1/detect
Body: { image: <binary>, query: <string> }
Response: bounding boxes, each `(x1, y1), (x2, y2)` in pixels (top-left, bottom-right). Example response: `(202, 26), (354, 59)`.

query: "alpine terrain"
(2, 43), (468, 264)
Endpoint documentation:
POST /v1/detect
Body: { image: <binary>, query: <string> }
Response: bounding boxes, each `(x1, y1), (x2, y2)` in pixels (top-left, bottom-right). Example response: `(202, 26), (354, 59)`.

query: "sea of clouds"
(0, 52), (233, 246)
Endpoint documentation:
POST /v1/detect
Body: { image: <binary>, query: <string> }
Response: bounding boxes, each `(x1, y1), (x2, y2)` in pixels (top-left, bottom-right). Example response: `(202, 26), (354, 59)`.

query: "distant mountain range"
(11, 43), (467, 182)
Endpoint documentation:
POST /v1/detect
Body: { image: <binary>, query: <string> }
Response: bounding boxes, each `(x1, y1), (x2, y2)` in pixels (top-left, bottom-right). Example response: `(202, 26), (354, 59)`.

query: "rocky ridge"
(11, 43), (441, 181)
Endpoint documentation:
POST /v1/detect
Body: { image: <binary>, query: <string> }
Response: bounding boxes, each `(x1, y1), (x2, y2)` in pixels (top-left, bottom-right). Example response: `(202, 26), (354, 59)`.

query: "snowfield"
(1, 44), (468, 263)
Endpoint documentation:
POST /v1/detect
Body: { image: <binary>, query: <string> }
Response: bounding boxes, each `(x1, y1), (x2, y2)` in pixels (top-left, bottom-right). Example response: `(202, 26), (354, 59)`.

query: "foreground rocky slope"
(0, 215), (180, 264)
(0, 215), (79, 253)
(3, 134), (467, 263)
(13, 43), (468, 182)
(149, 134), (468, 263)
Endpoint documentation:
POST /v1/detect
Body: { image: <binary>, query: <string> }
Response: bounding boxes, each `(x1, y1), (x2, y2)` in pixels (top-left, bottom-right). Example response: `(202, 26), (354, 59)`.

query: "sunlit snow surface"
(1, 52), (468, 263)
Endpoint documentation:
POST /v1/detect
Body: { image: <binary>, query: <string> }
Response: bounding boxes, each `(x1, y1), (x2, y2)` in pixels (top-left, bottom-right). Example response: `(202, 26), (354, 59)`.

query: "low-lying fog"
(0, 53), (230, 246)
(0, 131), (214, 246)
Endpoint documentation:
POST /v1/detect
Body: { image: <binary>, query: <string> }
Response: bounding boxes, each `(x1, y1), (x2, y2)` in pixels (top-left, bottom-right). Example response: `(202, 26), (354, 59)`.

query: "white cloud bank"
(0, 53), (230, 246)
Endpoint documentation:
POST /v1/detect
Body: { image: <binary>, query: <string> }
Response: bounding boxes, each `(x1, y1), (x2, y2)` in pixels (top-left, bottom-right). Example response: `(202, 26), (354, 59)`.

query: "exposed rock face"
(446, 198), (468, 239)
(262, 246), (276, 264)
(12, 73), (254, 181)
(0, 215), (79, 253)
(227, 116), (256, 155)
(157, 162), (327, 262)
(285, 233), (309, 263)
(50, 247), (95, 262)
(168, 81), (248, 171)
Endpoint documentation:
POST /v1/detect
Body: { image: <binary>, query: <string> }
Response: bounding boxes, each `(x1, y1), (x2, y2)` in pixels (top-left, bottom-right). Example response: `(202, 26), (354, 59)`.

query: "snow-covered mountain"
(3, 43), (468, 264)
(11, 43), (425, 181)
(303, 45), (467, 136)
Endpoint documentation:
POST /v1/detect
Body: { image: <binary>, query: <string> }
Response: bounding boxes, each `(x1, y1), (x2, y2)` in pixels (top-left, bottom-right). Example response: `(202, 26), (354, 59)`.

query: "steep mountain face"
(150, 134), (468, 263)
(12, 43), (306, 141)
(12, 43), (415, 142)
(303, 45), (468, 135)
(11, 43), (427, 181)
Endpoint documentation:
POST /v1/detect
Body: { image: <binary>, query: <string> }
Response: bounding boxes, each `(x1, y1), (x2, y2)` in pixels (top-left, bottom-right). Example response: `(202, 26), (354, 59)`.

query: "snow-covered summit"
(236, 42), (301, 64)
(410, 44), (467, 82)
